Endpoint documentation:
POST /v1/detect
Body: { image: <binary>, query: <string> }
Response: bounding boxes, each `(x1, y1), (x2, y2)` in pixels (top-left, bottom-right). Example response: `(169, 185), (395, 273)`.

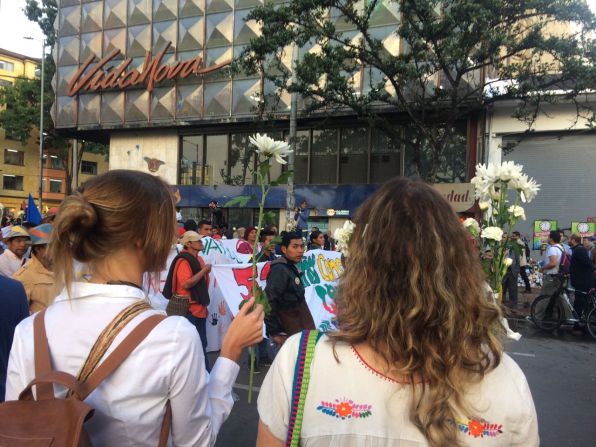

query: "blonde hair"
(235, 227), (246, 239)
(330, 177), (503, 447)
(49, 170), (176, 289)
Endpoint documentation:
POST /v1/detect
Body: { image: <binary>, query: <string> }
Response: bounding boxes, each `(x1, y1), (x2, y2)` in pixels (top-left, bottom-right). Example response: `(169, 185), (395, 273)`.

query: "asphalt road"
(213, 319), (596, 447)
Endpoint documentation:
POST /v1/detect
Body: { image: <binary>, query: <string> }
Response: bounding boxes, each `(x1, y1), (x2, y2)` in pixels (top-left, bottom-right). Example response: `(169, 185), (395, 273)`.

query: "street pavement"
(212, 318), (596, 447)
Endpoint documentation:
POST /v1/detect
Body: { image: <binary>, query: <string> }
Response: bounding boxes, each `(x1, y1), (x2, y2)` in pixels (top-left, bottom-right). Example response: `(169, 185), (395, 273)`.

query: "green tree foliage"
(238, 0), (596, 181)
(0, 0), (109, 193)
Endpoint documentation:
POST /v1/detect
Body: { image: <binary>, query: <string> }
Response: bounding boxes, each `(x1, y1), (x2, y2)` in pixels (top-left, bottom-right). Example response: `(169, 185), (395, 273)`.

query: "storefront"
(52, 0), (478, 230)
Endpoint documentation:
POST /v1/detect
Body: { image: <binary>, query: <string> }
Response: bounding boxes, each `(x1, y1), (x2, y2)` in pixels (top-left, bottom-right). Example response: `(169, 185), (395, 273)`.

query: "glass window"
(229, 133), (255, 185)
(227, 208), (254, 232)
(4, 148), (24, 165)
(404, 124), (467, 183)
(339, 128), (368, 184)
(293, 130), (309, 184)
(310, 129), (338, 184)
(0, 60), (15, 71)
(3, 175), (23, 190)
(49, 155), (63, 169)
(81, 160), (98, 175)
(180, 136), (204, 185)
(370, 128), (401, 183)
(49, 179), (62, 193)
(205, 134), (228, 186)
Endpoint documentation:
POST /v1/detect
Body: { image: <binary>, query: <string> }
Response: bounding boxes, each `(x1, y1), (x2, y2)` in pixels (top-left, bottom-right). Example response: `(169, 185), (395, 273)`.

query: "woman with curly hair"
(256, 177), (538, 447)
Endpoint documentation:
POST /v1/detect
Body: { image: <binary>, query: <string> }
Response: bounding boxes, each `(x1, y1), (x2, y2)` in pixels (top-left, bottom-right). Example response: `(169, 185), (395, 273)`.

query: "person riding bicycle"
(539, 231), (565, 296)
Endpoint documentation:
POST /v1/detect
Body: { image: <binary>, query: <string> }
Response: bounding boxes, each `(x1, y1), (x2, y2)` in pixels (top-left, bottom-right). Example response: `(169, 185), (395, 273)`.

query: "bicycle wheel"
(530, 294), (564, 331)
(586, 307), (596, 340)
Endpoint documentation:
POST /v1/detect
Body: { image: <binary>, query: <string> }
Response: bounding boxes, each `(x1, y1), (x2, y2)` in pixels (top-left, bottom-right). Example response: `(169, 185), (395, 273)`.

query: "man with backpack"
(163, 231), (212, 370)
(539, 230), (567, 296)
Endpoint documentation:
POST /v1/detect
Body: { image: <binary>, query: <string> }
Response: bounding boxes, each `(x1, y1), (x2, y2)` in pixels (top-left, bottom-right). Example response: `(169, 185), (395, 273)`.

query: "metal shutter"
(502, 133), (596, 254)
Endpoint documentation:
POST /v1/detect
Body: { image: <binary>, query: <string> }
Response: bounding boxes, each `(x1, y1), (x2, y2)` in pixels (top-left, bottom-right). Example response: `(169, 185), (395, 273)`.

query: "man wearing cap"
(13, 224), (61, 313)
(163, 231), (212, 369)
(0, 226), (30, 277)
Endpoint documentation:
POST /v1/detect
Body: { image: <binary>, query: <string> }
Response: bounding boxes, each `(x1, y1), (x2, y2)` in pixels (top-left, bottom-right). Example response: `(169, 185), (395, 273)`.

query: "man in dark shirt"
(265, 232), (315, 348)
(569, 233), (596, 324)
(0, 276), (29, 401)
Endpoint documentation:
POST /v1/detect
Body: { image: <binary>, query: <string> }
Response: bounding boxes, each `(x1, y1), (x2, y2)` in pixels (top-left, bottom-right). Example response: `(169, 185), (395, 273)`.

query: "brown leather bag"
(0, 310), (172, 447)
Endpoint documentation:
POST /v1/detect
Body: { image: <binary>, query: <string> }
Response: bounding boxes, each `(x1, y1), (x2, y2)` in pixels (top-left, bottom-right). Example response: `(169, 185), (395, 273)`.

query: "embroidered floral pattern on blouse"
(453, 417), (503, 438)
(316, 398), (372, 420)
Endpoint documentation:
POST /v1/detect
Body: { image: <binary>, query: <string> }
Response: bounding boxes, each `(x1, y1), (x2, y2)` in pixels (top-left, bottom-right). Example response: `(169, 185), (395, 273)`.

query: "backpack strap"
(80, 313), (166, 399)
(285, 330), (323, 447)
(33, 309), (54, 400)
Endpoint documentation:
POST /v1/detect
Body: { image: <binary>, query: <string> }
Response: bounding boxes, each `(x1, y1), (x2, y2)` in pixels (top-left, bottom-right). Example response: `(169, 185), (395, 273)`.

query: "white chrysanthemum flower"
(504, 258), (513, 267)
(482, 226), (504, 241)
(499, 161), (523, 182)
(508, 205), (526, 220)
(478, 201), (490, 211)
(510, 173), (540, 203)
(249, 133), (292, 165)
(334, 220), (355, 257)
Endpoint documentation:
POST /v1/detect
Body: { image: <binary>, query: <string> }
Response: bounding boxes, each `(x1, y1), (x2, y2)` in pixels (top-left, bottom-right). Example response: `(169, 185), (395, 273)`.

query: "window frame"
(3, 148), (25, 166)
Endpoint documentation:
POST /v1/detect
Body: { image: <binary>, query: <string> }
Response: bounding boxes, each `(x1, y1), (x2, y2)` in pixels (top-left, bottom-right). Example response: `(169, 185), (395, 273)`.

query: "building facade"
(486, 99), (596, 251)
(51, 0), (478, 231)
(1, 47), (109, 218)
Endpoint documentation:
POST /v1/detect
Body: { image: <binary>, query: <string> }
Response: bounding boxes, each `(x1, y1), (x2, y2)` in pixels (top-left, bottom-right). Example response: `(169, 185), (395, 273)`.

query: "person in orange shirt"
(167, 231), (212, 370)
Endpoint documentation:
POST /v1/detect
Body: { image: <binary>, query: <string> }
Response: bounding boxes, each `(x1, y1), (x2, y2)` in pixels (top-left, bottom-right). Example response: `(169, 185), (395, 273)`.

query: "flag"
(26, 193), (42, 225)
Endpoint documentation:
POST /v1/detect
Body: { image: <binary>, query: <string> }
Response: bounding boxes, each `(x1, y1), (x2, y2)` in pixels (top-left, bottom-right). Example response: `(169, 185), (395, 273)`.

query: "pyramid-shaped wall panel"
(78, 94), (101, 125)
(82, 1), (103, 33)
(176, 84), (204, 118)
(204, 81), (231, 116)
(125, 90), (150, 122)
(59, 5), (81, 37)
(58, 35), (80, 66)
(104, 0), (127, 29)
(101, 92), (125, 124)
(151, 86), (176, 120)
(129, 0), (152, 26)
(154, 0), (178, 22)
(179, 0), (205, 18)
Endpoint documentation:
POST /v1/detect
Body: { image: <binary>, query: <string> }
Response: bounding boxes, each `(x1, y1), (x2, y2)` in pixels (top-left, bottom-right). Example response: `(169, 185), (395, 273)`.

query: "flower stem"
(247, 160), (269, 404)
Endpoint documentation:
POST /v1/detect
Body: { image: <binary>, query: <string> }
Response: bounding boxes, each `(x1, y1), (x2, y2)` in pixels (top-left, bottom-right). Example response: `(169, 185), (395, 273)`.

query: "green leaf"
(225, 195), (252, 207)
(263, 211), (276, 224)
(270, 169), (293, 186)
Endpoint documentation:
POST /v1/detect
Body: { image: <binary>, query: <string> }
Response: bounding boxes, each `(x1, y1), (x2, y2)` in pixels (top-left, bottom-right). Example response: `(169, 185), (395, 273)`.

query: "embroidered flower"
(317, 398), (372, 420)
(336, 401), (353, 418)
(452, 417), (503, 438)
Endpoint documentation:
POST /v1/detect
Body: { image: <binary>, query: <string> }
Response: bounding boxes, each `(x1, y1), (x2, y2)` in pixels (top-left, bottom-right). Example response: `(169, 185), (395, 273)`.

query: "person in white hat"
(0, 226), (30, 277)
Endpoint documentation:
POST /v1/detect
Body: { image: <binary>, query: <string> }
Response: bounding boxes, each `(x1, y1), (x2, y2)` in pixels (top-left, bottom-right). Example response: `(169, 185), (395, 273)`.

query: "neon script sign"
(66, 42), (230, 96)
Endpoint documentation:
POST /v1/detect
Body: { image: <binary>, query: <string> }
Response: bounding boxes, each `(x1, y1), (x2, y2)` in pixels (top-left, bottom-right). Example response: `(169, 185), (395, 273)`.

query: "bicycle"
(530, 274), (596, 339)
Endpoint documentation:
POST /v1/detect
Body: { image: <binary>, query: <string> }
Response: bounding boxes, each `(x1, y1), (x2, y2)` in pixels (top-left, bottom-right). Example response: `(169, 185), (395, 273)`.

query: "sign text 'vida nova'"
(66, 42), (231, 96)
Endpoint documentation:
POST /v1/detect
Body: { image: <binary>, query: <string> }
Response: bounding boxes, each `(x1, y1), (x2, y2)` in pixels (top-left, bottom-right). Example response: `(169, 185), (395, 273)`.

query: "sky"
(0, 0), (595, 59)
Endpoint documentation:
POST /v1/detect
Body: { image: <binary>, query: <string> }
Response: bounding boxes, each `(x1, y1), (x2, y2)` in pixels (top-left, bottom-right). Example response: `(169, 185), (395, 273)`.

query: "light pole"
(24, 36), (45, 211)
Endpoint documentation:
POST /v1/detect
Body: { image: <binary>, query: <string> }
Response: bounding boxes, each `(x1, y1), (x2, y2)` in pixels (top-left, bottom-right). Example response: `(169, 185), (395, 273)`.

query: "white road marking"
(508, 351), (536, 358)
(233, 383), (261, 393)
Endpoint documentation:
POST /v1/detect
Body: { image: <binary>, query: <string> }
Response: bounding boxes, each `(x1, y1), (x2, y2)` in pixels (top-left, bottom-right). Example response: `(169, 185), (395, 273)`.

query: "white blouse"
(258, 334), (539, 447)
(6, 282), (239, 447)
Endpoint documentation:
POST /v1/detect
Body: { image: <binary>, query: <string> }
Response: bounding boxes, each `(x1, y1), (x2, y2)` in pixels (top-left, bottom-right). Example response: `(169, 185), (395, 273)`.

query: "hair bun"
(60, 193), (98, 232)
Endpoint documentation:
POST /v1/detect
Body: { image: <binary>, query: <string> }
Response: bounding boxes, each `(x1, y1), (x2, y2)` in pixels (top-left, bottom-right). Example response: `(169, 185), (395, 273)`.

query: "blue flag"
(26, 193), (42, 225)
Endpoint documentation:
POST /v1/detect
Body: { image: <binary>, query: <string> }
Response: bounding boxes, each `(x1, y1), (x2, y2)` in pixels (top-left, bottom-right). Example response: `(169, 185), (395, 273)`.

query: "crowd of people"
(0, 170), (570, 446)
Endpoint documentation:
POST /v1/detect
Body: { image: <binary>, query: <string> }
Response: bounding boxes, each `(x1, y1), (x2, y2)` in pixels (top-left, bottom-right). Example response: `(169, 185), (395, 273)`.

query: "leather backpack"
(0, 308), (171, 447)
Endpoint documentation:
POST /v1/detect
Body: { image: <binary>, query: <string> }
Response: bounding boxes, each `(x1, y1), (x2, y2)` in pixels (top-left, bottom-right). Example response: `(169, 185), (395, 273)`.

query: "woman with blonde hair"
(257, 177), (538, 447)
(6, 170), (264, 446)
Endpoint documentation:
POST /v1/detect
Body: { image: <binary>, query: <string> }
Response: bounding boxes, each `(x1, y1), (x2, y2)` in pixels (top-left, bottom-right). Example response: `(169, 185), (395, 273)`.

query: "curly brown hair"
(330, 177), (503, 446)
